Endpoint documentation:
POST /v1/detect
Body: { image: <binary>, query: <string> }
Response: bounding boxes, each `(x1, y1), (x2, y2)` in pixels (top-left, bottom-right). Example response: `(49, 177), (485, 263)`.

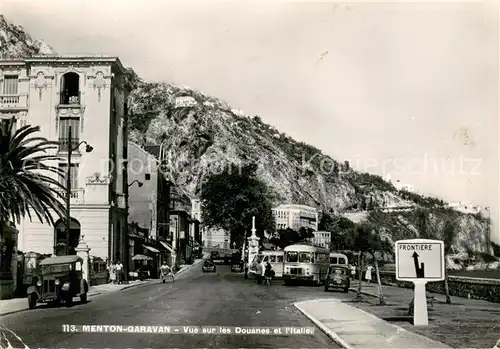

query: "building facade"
(1, 56), (131, 262)
(310, 231), (331, 249)
(272, 204), (319, 231)
(203, 227), (230, 249)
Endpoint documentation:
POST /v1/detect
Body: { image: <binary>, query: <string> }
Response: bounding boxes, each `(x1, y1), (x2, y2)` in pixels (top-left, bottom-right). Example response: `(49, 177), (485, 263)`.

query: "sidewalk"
(0, 258), (205, 317)
(347, 280), (500, 348)
(0, 280), (149, 317)
(295, 298), (449, 349)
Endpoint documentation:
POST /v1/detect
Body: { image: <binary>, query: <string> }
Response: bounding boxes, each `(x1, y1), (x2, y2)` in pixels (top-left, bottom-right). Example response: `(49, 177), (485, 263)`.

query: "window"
(60, 72), (80, 104)
(3, 75), (18, 95)
(286, 251), (298, 263)
(268, 255), (276, 263)
(58, 118), (80, 152)
(58, 164), (79, 189)
(338, 257), (346, 265)
(276, 255), (283, 263)
(330, 257), (338, 264)
(299, 252), (313, 263)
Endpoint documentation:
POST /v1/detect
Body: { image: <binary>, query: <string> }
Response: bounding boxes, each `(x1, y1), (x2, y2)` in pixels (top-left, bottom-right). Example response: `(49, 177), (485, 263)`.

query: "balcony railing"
(58, 138), (81, 153)
(54, 188), (85, 205)
(59, 92), (81, 106)
(0, 94), (28, 110)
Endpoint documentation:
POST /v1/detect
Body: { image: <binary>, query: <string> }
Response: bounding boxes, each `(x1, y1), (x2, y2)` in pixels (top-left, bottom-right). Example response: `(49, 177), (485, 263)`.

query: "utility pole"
(65, 126), (93, 255)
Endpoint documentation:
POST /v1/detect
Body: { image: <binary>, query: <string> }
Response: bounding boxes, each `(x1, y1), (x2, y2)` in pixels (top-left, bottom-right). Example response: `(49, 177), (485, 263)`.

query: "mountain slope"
(0, 15), (489, 253)
(128, 82), (489, 253)
(0, 15), (56, 58)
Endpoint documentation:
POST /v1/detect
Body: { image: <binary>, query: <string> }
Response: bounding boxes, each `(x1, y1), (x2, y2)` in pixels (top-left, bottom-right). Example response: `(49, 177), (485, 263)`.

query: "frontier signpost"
(395, 239), (445, 326)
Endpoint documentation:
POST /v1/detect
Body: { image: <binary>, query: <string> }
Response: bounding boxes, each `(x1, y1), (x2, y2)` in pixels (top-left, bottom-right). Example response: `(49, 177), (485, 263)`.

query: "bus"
(282, 244), (330, 286)
(247, 250), (284, 278)
(329, 253), (349, 267)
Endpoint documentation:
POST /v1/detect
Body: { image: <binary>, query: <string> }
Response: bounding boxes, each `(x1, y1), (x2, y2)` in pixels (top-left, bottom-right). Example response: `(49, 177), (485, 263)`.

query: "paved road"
(0, 264), (350, 348)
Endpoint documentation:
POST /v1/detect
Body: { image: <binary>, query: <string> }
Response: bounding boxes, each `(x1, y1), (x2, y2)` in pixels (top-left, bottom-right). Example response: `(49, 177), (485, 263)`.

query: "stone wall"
(377, 270), (500, 303)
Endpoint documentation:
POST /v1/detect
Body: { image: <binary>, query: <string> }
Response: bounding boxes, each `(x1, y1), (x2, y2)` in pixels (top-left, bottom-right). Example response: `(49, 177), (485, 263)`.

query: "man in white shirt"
(115, 260), (123, 284)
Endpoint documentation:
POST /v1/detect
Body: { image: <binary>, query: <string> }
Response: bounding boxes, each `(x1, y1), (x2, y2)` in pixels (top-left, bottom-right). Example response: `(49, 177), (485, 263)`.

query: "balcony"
(54, 188), (85, 205)
(0, 94), (28, 111)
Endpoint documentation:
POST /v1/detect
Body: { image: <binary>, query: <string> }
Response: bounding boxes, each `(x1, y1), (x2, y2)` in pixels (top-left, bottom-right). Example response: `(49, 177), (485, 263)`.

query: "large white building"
(2, 55), (131, 261)
(272, 204), (319, 231)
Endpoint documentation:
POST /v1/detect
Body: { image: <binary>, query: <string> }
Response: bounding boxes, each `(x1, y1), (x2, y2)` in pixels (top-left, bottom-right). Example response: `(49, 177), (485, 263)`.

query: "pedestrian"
(115, 260), (123, 284)
(264, 261), (274, 286)
(256, 262), (263, 284)
(350, 264), (356, 279)
(109, 262), (116, 284)
(365, 264), (373, 284)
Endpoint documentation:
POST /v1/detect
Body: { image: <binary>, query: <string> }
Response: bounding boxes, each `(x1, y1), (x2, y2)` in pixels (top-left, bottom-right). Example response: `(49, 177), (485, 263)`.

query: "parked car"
(27, 255), (89, 309)
(230, 253), (243, 272)
(202, 260), (216, 273)
(324, 265), (350, 293)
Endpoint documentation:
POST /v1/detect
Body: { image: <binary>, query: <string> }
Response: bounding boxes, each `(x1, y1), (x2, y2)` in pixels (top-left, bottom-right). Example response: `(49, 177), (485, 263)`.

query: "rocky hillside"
(0, 15), (55, 58)
(1, 15), (490, 253)
(128, 82), (489, 253)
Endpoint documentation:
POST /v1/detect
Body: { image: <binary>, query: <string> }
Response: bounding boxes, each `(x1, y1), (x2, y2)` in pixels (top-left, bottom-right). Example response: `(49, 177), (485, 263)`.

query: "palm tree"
(0, 117), (66, 232)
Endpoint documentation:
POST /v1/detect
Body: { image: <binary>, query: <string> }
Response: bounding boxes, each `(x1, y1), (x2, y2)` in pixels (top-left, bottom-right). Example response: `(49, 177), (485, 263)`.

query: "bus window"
(299, 252), (313, 263)
(330, 257), (338, 264)
(277, 255), (284, 263)
(286, 252), (298, 263)
(269, 255), (276, 263)
(338, 257), (346, 265)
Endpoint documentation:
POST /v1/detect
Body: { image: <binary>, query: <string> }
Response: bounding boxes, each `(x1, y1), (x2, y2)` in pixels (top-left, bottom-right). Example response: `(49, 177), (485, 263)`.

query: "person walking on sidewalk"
(115, 260), (123, 285)
(350, 264), (356, 279)
(264, 261), (274, 286)
(365, 264), (373, 284)
(109, 262), (116, 284)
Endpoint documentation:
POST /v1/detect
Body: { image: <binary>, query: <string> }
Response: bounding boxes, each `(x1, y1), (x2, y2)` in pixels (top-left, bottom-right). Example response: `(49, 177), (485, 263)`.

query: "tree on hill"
(351, 223), (391, 305)
(269, 227), (314, 249)
(318, 213), (356, 250)
(441, 218), (458, 304)
(200, 163), (275, 247)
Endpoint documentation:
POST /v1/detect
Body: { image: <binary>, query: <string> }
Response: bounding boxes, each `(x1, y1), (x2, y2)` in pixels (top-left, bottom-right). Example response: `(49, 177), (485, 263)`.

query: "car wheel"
(343, 287), (349, 293)
(324, 285), (329, 292)
(28, 293), (37, 309)
(80, 292), (87, 303)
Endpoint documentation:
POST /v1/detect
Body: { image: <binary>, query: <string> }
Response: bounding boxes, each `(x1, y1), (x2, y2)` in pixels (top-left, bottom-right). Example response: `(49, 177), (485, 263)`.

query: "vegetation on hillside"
(199, 163), (276, 247)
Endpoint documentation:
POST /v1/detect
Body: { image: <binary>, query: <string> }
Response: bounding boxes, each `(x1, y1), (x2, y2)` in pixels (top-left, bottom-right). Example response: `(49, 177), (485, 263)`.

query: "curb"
(294, 301), (354, 349)
(348, 287), (447, 305)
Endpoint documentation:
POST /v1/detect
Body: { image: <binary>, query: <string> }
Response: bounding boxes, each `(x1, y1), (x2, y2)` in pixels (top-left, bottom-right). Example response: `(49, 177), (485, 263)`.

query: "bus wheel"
(283, 280), (290, 286)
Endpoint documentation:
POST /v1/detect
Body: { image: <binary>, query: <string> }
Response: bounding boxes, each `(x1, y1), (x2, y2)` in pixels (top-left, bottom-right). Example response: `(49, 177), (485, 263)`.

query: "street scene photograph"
(0, 1), (499, 348)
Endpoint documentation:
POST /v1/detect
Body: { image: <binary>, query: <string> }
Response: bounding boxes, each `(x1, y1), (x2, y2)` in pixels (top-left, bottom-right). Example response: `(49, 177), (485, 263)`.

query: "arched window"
(54, 218), (81, 256)
(60, 72), (80, 104)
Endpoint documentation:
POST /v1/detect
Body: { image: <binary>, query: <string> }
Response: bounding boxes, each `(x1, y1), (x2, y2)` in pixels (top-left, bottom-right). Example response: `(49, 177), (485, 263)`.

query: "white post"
(247, 216), (260, 267)
(413, 280), (429, 326)
(75, 234), (91, 284)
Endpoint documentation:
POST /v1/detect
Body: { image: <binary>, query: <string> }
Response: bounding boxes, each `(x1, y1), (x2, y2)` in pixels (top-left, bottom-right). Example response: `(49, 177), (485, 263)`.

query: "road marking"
(0, 326), (30, 349)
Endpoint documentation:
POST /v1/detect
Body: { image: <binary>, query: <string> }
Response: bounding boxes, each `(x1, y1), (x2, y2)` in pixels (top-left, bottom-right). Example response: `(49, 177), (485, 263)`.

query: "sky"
(1, 0), (498, 240)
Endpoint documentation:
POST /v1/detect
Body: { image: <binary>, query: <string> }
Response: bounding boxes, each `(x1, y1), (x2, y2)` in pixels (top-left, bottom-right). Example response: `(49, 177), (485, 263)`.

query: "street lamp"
(65, 125), (93, 255)
(123, 179), (144, 283)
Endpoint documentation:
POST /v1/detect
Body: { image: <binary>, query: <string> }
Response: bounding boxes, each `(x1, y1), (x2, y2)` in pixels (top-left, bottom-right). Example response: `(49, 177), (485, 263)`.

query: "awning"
(143, 245), (160, 253)
(159, 241), (174, 254)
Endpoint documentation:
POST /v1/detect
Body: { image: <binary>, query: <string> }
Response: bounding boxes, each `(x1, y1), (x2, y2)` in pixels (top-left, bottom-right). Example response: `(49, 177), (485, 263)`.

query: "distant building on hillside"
(310, 231), (331, 249)
(272, 204), (318, 231)
(174, 96), (197, 108)
(384, 174), (415, 193)
(447, 201), (481, 214)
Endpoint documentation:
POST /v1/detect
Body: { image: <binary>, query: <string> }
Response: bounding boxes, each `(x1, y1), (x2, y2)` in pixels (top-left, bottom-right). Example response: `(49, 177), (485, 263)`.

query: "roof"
(283, 244), (329, 253)
(144, 145), (161, 158)
(128, 142), (160, 163)
(39, 255), (82, 265)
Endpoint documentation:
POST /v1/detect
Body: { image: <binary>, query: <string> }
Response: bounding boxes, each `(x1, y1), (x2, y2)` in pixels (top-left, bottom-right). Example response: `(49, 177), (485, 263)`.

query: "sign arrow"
(412, 252), (425, 278)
